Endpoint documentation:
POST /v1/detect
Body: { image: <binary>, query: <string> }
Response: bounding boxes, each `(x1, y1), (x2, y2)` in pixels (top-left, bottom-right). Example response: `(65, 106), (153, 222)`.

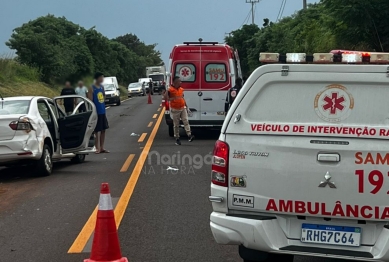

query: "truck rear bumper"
(210, 212), (389, 261)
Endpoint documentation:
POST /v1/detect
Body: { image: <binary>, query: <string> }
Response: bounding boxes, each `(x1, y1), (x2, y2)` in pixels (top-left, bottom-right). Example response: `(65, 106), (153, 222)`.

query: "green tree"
(109, 41), (138, 83)
(114, 34), (163, 67)
(322, 0), (389, 51)
(225, 24), (260, 75)
(82, 28), (120, 78)
(6, 15), (94, 83)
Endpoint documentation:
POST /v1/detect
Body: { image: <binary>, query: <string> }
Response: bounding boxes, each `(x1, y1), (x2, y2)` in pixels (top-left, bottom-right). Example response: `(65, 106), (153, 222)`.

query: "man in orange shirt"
(166, 76), (194, 145)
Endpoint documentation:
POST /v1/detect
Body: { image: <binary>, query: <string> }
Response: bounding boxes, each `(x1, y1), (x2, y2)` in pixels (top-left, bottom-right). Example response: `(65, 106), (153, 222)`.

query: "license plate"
(301, 224), (361, 247)
(105, 99), (109, 102)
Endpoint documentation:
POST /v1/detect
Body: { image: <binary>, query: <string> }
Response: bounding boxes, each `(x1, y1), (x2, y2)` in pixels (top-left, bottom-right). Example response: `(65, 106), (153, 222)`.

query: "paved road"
(0, 95), (344, 262)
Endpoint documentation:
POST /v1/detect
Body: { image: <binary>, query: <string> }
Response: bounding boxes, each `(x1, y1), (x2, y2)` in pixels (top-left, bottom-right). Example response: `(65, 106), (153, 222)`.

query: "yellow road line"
(120, 154), (135, 173)
(68, 109), (164, 254)
(114, 109), (164, 227)
(148, 122), (153, 127)
(152, 114), (157, 119)
(138, 133), (147, 143)
(157, 107), (161, 112)
(68, 205), (98, 253)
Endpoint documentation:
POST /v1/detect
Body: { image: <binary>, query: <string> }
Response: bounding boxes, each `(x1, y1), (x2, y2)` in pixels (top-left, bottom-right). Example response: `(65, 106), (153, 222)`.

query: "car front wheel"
(71, 154), (85, 164)
(35, 144), (52, 176)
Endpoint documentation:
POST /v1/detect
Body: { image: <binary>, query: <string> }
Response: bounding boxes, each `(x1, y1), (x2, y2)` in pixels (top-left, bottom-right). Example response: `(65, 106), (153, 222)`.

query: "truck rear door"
(225, 65), (389, 224)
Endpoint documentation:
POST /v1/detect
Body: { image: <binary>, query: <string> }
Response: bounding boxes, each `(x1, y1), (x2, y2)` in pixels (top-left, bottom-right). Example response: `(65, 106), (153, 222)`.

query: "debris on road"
(130, 133), (140, 136)
(166, 166), (179, 171)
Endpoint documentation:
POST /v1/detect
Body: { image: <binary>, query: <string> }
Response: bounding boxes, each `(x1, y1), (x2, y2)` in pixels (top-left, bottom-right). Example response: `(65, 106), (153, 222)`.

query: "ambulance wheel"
(240, 246), (293, 262)
(168, 125), (174, 137)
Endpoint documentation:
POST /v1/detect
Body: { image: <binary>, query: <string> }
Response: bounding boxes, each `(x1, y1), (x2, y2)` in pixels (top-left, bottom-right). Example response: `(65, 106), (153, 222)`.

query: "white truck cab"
(210, 52), (389, 262)
(103, 76), (121, 106)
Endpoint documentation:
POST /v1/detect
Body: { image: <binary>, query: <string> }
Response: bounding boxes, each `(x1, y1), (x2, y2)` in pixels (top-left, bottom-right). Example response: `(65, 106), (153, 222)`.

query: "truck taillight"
(211, 140), (229, 187)
(9, 120), (32, 131)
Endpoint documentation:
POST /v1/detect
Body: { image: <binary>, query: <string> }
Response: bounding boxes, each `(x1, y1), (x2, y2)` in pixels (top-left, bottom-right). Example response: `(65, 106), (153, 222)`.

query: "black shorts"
(95, 114), (109, 132)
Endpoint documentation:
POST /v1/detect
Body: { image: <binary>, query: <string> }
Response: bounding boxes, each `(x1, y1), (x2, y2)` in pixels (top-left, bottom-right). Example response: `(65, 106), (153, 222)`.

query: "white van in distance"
(209, 52), (389, 262)
(102, 76), (121, 106)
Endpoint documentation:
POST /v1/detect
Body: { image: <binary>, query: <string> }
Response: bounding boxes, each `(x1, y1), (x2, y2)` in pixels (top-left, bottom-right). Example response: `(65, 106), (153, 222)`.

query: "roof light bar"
(259, 52), (389, 64)
(286, 53), (306, 63)
(370, 53), (389, 63)
(313, 53), (334, 63)
(342, 53), (363, 63)
(259, 53), (279, 63)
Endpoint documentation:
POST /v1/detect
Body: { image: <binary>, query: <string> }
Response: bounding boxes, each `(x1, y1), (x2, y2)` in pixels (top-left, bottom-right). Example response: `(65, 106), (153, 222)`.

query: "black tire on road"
(244, 255), (293, 262)
(117, 99), (121, 106)
(35, 144), (52, 177)
(240, 246), (294, 262)
(71, 154), (86, 164)
(168, 125), (174, 137)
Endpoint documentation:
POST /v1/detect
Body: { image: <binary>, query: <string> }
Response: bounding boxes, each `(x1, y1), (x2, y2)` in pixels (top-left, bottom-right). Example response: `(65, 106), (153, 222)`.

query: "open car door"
(53, 96), (97, 154)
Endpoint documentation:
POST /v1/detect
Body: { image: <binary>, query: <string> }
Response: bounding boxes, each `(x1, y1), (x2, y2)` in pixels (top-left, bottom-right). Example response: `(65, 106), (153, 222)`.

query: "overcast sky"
(0, 0), (318, 65)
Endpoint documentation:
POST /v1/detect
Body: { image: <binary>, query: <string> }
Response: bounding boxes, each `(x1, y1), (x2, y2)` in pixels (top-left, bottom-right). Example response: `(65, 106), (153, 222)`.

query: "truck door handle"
(317, 153), (340, 162)
(203, 98), (213, 101)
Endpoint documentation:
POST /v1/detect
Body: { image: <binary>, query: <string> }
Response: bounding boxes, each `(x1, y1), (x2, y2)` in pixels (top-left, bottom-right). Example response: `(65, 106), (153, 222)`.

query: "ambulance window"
(205, 63), (226, 82)
(175, 64), (195, 82)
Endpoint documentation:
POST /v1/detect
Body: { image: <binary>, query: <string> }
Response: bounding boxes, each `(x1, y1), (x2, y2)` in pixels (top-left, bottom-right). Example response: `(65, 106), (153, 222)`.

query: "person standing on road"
(88, 73), (109, 154)
(225, 77), (243, 114)
(161, 81), (166, 96)
(148, 80), (153, 95)
(165, 76), (194, 145)
(61, 81), (76, 115)
(243, 76), (248, 84)
(75, 81), (88, 112)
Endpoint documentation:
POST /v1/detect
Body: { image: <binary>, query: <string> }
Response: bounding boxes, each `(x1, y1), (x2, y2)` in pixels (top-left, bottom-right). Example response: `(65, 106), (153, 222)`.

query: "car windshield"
(103, 84), (116, 91)
(150, 75), (164, 81)
(0, 100), (30, 115)
(129, 83), (141, 88)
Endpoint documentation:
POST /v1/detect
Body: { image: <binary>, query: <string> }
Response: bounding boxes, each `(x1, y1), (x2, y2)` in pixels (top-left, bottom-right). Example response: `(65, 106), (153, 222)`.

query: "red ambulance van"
(164, 41), (243, 137)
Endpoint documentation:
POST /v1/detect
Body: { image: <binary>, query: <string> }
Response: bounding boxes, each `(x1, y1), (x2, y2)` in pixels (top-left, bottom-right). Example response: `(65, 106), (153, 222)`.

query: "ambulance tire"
(240, 246), (293, 262)
(168, 124), (174, 137)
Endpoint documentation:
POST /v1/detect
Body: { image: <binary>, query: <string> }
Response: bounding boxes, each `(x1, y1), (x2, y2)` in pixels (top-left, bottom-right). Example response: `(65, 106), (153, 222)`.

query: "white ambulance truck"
(209, 52), (389, 262)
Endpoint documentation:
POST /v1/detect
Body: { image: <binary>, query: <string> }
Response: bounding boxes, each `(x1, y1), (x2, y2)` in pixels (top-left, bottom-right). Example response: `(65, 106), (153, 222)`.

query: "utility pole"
(245, 0), (260, 25)
(303, 0), (307, 9)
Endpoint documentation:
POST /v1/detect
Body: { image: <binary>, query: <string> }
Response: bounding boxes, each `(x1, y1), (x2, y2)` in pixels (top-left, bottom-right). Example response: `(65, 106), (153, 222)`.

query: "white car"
(128, 82), (145, 97)
(210, 52), (389, 261)
(0, 95), (97, 176)
(103, 76), (121, 106)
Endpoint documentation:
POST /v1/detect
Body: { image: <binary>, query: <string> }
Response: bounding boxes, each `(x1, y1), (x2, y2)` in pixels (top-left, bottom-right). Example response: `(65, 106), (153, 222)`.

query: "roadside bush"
(0, 57), (40, 83)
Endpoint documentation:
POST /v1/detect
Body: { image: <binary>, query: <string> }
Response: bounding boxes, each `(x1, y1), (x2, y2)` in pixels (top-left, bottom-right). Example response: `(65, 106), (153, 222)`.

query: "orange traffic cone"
(84, 183), (128, 262)
(147, 92), (152, 104)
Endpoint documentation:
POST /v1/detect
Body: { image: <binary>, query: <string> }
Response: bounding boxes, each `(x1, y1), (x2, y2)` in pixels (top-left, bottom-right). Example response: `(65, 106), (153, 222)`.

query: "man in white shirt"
(75, 81), (88, 112)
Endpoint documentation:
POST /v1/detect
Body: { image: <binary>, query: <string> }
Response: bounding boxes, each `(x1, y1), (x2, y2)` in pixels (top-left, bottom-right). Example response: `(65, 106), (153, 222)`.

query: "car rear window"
(205, 63), (226, 82)
(175, 63), (195, 82)
(0, 100), (30, 115)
